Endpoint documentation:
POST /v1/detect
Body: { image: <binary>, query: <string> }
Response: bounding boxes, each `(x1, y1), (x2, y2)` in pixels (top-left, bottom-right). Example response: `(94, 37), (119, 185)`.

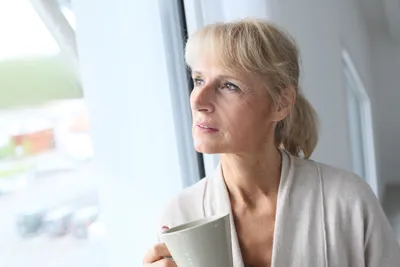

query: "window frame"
(342, 49), (379, 198)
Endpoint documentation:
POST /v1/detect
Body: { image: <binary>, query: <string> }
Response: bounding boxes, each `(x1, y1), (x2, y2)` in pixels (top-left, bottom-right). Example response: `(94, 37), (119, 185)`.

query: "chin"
(193, 141), (223, 154)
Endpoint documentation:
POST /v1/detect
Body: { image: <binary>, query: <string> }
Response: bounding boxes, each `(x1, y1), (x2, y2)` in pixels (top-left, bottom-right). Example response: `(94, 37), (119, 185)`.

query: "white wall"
(272, 0), (380, 197)
(370, 34), (400, 186)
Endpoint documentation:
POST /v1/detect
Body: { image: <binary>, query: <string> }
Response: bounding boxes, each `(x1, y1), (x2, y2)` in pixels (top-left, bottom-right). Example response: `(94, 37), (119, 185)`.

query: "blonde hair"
(185, 18), (318, 158)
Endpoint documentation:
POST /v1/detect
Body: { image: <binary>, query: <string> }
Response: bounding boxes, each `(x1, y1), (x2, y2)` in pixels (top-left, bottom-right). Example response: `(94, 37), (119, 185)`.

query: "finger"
(143, 243), (171, 263)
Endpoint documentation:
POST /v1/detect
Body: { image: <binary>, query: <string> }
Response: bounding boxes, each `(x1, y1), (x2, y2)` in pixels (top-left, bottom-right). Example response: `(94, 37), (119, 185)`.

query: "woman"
(143, 19), (400, 267)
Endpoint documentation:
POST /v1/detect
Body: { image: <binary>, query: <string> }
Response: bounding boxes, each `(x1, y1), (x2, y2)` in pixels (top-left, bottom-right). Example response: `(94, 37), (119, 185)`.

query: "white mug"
(160, 214), (233, 267)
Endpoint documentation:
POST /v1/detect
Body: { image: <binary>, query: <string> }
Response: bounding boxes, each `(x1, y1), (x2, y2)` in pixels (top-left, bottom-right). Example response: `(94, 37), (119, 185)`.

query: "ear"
(272, 86), (296, 122)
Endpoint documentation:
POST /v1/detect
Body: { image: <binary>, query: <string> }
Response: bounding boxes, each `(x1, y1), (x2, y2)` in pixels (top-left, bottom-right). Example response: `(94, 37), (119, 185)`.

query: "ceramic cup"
(160, 214), (233, 267)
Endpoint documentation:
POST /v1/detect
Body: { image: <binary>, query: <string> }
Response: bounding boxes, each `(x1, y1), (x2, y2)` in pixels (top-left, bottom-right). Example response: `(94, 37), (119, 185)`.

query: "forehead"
(190, 55), (250, 80)
(187, 41), (266, 89)
(187, 35), (241, 75)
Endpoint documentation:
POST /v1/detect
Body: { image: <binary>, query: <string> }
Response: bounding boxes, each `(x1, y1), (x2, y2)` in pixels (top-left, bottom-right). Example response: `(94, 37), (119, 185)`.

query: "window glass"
(0, 1), (108, 266)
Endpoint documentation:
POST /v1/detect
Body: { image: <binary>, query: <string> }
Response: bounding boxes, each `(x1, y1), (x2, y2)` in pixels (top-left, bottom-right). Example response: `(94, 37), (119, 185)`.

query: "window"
(72, 0), (203, 264)
(0, 1), (107, 266)
(58, 0), (76, 29)
(342, 49), (379, 197)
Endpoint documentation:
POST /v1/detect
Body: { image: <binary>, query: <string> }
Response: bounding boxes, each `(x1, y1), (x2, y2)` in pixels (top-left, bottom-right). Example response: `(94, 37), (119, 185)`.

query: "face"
(190, 57), (287, 155)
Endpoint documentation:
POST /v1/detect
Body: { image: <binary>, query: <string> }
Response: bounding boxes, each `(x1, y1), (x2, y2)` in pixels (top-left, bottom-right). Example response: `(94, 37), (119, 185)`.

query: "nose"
(190, 84), (215, 113)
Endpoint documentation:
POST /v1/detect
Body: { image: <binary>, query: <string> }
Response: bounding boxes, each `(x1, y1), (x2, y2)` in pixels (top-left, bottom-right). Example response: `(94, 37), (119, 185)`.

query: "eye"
(193, 77), (204, 87)
(222, 82), (240, 92)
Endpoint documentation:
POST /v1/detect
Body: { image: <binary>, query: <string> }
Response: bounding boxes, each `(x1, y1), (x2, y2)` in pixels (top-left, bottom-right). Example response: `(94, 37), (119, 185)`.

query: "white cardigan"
(158, 150), (400, 266)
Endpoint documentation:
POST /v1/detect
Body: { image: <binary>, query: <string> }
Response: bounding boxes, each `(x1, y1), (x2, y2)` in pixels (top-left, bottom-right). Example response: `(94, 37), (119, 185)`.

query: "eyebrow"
(191, 70), (203, 76)
(191, 70), (238, 81)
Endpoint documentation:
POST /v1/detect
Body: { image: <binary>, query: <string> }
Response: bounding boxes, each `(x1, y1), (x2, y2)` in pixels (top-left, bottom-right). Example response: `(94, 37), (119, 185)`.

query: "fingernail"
(161, 226), (169, 232)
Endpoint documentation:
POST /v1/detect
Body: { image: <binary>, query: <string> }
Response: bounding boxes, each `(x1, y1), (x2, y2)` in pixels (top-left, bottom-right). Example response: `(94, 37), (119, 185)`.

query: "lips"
(196, 122), (218, 131)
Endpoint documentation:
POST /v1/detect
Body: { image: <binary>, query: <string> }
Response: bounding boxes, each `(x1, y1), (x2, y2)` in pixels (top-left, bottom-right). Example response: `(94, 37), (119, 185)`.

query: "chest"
(233, 206), (276, 267)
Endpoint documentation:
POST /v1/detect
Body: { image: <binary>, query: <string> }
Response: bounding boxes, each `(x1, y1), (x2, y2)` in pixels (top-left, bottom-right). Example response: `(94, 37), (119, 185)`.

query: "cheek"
(231, 96), (264, 122)
(222, 100), (258, 133)
(225, 98), (271, 137)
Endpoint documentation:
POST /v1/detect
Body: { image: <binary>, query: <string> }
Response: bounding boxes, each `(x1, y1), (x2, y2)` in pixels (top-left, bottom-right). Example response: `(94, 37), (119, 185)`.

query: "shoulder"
(293, 156), (386, 241)
(292, 157), (400, 261)
(293, 156), (378, 209)
(158, 177), (208, 229)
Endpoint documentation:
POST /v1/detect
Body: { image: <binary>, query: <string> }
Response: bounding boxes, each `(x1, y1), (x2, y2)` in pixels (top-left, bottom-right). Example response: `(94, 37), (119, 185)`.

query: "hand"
(143, 226), (176, 267)
(143, 243), (176, 267)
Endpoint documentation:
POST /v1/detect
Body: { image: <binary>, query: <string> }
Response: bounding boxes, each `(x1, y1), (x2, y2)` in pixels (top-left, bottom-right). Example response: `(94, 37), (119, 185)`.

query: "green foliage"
(0, 56), (82, 108)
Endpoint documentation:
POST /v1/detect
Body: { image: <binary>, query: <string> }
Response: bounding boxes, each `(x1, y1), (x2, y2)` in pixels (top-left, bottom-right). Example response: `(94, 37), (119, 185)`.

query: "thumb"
(160, 226), (174, 261)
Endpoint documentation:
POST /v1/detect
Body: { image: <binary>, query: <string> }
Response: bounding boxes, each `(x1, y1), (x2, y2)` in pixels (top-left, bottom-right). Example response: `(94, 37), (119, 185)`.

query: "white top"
(158, 150), (400, 267)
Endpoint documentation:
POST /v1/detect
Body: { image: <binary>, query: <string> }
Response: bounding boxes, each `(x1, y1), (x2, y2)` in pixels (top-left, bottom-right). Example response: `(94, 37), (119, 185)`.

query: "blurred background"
(0, 1), (105, 266)
(0, 0), (398, 266)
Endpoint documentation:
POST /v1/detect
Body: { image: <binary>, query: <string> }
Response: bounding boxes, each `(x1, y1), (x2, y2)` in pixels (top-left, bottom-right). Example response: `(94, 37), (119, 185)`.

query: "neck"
(220, 146), (282, 208)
